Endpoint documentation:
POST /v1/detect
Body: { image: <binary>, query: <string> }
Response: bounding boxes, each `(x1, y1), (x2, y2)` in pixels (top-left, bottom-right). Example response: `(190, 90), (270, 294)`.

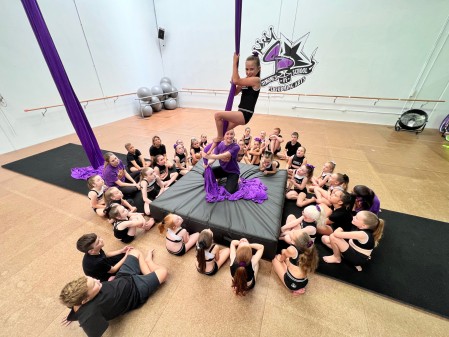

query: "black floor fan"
(394, 109), (428, 134)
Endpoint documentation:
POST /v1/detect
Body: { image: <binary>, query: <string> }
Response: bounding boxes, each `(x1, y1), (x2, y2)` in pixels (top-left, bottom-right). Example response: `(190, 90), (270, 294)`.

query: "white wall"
(1, 1), (449, 155)
(156, 0), (449, 128)
(0, 0), (163, 154)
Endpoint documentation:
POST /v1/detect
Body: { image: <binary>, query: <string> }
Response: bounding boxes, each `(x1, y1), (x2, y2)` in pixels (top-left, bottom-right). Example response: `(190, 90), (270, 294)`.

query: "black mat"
(2, 143), (126, 195)
(3, 144), (449, 318)
(282, 200), (449, 319)
(150, 162), (288, 260)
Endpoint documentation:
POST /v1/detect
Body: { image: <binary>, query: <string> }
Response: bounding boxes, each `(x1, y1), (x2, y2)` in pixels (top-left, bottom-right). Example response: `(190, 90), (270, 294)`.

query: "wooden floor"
(1, 108), (448, 337)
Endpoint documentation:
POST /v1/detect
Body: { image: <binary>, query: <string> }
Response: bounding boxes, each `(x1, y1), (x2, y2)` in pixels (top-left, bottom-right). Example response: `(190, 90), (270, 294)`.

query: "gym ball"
(160, 77), (172, 85)
(150, 96), (162, 112)
(137, 87), (152, 102)
(151, 86), (164, 101)
(170, 86), (178, 98)
(141, 105), (153, 117)
(160, 82), (172, 94)
(164, 98), (177, 110)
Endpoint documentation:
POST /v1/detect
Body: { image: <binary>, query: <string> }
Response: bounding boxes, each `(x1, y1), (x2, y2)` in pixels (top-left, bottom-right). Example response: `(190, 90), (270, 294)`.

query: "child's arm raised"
(250, 243), (264, 265)
(232, 53), (260, 88)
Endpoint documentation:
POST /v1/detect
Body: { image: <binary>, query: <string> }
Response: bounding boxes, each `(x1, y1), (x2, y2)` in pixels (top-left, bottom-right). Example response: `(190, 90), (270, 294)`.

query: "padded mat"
(150, 162), (288, 259)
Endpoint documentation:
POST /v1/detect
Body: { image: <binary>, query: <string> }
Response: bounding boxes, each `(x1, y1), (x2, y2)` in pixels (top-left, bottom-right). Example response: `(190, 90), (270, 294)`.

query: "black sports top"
(289, 246), (300, 265)
(291, 154), (305, 168)
(238, 83), (260, 113)
(352, 229), (375, 250)
(301, 220), (317, 240)
(230, 261), (255, 282)
(155, 163), (167, 176)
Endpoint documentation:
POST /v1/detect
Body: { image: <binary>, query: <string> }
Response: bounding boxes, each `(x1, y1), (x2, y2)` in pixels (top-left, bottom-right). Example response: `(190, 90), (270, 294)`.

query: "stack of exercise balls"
(136, 77), (178, 117)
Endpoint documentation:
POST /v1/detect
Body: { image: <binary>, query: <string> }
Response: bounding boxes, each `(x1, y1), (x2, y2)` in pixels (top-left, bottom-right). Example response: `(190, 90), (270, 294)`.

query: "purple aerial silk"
(203, 0), (267, 203)
(21, 0), (104, 177)
(70, 166), (103, 180)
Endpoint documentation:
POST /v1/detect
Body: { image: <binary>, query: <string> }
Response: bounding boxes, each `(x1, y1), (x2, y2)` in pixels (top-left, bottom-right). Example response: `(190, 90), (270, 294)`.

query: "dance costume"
(292, 171), (306, 194)
(243, 135), (251, 146)
(238, 83), (260, 124)
(289, 154), (305, 169)
(88, 185), (106, 212)
(165, 228), (186, 256)
(301, 220), (317, 241)
(174, 153), (187, 172)
(198, 244), (218, 276)
(289, 246), (300, 265)
(113, 219), (134, 243)
(230, 260), (256, 290)
(140, 178), (160, 200)
(284, 269), (308, 291)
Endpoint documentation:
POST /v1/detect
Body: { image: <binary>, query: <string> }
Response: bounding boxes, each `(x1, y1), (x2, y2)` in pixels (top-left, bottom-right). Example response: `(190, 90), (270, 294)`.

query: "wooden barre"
(182, 87), (445, 103)
(24, 92), (136, 112)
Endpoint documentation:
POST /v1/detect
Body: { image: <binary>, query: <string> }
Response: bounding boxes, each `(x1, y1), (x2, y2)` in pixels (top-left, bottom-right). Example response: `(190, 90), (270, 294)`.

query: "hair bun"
(252, 51), (259, 57)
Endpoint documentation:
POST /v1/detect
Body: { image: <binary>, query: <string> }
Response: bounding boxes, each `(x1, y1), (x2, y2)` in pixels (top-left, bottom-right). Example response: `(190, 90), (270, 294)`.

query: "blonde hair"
(59, 277), (88, 308)
(359, 211), (385, 246)
(303, 205), (327, 227)
(294, 232), (318, 274)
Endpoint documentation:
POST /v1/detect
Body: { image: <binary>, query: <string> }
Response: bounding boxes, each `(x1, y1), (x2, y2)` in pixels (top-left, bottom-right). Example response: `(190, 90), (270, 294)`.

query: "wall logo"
(252, 26), (317, 92)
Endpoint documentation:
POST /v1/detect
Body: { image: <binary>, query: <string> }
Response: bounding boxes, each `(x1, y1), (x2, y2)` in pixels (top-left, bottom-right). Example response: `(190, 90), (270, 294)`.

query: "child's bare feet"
(144, 218), (155, 230)
(323, 255), (341, 264)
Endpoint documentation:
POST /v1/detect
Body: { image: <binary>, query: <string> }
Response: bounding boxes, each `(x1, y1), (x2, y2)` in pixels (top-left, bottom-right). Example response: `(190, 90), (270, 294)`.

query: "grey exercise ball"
(170, 86), (178, 98)
(151, 86), (164, 101)
(150, 96), (162, 112)
(137, 87), (152, 102)
(160, 82), (172, 94)
(160, 77), (172, 85)
(164, 98), (177, 110)
(141, 105), (153, 117)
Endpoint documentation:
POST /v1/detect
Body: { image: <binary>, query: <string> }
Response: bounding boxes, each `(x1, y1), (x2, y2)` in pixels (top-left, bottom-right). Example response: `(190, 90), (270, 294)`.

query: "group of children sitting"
(87, 126), (384, 282)
(60, 126), (385, 336)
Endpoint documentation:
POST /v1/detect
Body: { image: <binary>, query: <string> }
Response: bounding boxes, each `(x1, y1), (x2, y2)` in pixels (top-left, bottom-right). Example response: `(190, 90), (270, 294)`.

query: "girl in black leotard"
(280, 205), (327, 244)
(322, 211), (385, 271)
(229, 238), (264, 296)
(190, 138), (202, 166)
(157, 214), (199, 256)
(272, 231), (318, 295)
(139, 167), (167, 216)
(87, 174), (107, 217)
(209, 53), (261, 153)
(259, 151), (279, 175)
(195, 229), (230, 276)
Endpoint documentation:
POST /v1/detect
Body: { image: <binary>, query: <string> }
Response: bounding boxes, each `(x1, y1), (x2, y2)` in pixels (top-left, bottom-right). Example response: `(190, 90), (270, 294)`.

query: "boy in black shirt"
(77, 233), (132, 282)
(278, 131), (301, 160)
(60, 249), (167, 337)
(125, 143), (150, 172)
